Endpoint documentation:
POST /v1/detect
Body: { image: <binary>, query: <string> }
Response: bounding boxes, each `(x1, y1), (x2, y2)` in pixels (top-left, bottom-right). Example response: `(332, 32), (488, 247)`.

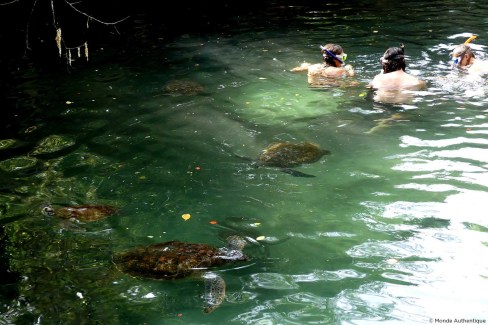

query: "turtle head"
(226, 235), (246, 251)
(219, 235), (248, 261)
(41, 204), (55, 216)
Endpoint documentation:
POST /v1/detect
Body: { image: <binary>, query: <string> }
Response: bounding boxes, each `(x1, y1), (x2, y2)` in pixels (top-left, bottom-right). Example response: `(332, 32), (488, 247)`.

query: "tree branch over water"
(4, 0), (130, 66)
(0, 0), (20, 5)
(63, 0), (129, 25)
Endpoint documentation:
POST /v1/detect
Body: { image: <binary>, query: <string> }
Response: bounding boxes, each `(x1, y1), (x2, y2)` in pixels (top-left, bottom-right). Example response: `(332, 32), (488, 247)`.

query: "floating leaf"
(209, 220), (218, 225)
(256, 236), (266, 241)
(181, 213), (191, 221)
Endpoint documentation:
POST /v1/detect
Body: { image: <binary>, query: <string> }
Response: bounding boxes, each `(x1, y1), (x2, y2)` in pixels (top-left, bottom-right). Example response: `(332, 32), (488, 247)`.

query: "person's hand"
(344, 64), (355, 77)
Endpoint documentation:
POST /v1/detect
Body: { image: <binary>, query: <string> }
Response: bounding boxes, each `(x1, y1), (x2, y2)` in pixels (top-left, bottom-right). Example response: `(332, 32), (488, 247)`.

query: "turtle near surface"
(238, 141), (331, 177)
(113, 235), (248, 313)
(41, 204), (119, 222)
(163, 79), (204, 96)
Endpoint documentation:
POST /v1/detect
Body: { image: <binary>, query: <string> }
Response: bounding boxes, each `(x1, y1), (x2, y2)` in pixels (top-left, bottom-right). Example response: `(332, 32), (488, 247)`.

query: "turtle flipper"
(234, 154), (260, 169)
(234, 154), (254, 163)
(281, 168), (316, 178)
(203, 272), (226, 313)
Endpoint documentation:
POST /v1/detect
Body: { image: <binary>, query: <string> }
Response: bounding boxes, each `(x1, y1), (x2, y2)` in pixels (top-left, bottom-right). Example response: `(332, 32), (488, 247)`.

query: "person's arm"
(290, 62), (312, 72)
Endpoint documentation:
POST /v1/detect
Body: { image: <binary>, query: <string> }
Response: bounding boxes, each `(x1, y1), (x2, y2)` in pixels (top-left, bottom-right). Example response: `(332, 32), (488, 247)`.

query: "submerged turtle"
(365, 113), (408, 134)
(163, 79), (204, 96)
(41, 204), (119, 222)
(237, 141), (330, 177)
(216, 216), (292, 259)
(113, 235), (248, 313)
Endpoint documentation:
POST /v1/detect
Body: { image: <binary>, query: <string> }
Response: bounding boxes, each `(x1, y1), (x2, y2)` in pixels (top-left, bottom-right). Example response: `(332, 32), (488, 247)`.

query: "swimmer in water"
(367, 44), (426, 104)
(369, 43), (426, 91)
(451, 34), (488, 75)
(291, 43), (355, 86)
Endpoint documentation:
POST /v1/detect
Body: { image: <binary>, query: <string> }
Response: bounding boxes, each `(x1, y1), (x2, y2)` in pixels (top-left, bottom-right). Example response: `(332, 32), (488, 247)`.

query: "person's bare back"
(369, 70), (426, 90)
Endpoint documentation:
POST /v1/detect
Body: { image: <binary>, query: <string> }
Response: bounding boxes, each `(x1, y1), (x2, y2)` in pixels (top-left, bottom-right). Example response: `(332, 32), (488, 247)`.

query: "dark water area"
(1, 1), (488, 324)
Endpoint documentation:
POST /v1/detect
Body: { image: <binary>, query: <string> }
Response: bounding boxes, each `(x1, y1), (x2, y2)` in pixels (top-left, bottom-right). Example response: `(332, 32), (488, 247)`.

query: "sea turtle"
(163, 79), (204, 96)
(41, 204), (119, 222)
(112, 235), (248, 313)
(237, 141), (330, 177)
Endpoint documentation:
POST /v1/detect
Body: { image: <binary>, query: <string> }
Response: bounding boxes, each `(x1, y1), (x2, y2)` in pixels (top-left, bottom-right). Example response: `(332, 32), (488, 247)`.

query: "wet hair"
(380, 44), (406, 73)
(452, 44), (475, 59)
(322, 44), (344, 67)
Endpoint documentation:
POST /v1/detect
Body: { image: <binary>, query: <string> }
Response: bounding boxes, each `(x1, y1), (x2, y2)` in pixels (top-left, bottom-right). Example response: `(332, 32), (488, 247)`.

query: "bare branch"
(51, 0), (57, 26)
(21, 0), (128, 64)
(25, 0), (40, 51)
(0, 0), (20, 6)
(64, 0), (130, 25)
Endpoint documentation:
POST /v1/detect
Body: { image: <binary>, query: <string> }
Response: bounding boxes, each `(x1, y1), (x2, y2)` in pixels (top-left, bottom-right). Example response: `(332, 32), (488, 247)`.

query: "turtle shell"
(164, 80), (204, 96)
(113, 240), (248, 280)
(54, 205), (119, 222)
(258, 142), (330, 168)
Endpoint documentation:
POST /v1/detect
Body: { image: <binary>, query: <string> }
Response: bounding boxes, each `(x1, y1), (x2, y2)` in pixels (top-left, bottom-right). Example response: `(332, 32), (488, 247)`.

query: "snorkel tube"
(464, 34), (477, 44)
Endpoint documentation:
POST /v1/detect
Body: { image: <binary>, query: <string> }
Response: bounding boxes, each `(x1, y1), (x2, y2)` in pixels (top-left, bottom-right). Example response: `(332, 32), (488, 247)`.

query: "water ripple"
(232, 292), (330, 325)
(400, 135), (488, 148)
(246, 273), (299, 290)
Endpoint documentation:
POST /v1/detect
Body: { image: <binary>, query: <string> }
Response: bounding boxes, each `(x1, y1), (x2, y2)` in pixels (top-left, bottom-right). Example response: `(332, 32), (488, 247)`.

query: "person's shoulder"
(468, 60), (488, 75)
(306, 63), (323, 72)
(369, 72), (384, 88)
(319, 65), (354, 77)
(405, 73), (427, 89)
(369, 71), (425, 90)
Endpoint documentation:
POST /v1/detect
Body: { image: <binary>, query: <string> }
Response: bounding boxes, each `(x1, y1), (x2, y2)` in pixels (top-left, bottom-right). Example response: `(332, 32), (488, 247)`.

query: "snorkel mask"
(320, 45), (347, 64)
(452, 55), (463, 66)
(452, 34), (477, 67)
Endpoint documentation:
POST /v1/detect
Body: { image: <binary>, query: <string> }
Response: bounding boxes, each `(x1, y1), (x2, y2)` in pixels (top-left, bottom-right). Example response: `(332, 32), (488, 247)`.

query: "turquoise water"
(1, 1), (488, 324)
